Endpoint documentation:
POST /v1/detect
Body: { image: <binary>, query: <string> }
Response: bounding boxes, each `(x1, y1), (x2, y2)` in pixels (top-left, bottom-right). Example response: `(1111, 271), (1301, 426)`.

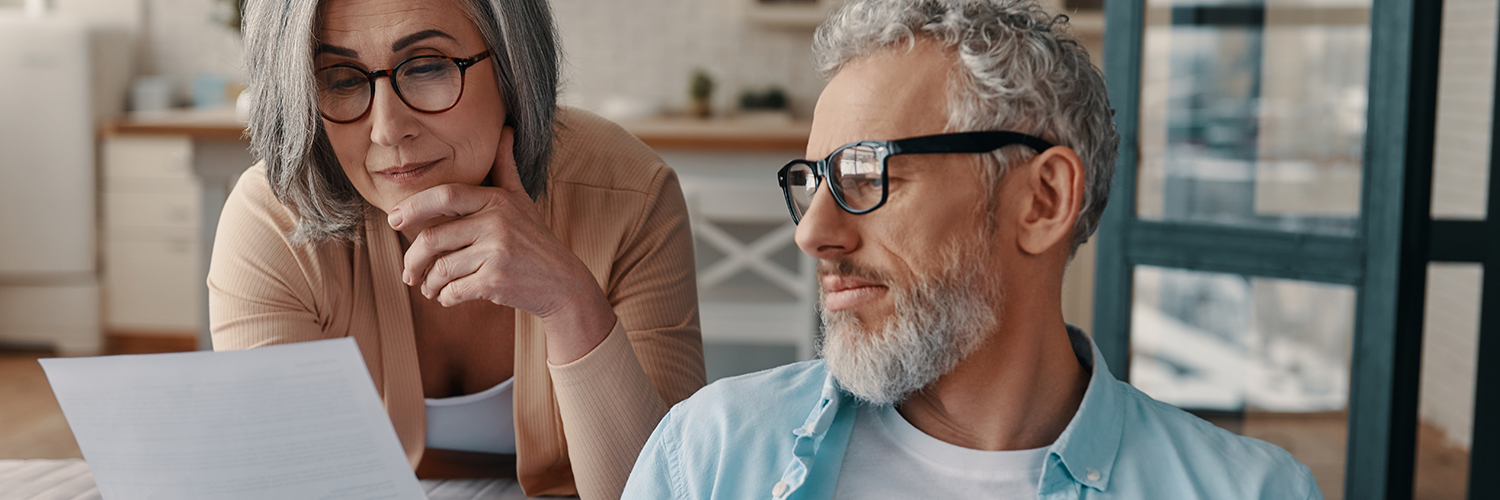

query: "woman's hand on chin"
(388, 126), (615, 364)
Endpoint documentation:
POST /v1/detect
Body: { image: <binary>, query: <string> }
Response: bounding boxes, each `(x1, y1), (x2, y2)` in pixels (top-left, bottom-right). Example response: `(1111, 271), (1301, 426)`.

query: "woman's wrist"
(539, 286), (617, 365)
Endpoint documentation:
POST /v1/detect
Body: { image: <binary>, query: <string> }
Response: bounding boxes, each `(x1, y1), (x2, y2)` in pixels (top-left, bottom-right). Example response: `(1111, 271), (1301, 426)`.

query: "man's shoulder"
(627, 361), (831, 499)
(1111, 380), (1320, 498)
(668, 360), (829, 427)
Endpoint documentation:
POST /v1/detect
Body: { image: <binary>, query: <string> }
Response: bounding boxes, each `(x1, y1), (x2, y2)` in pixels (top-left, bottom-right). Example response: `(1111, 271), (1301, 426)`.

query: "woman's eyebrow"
(313, 30), (456, 59)
(391, 29), (457, 52)
(316, 44), (358, 58)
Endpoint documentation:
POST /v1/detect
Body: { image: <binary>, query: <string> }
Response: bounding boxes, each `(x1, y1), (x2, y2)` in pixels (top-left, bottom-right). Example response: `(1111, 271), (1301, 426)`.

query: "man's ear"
(1014, 146), (1084, 256)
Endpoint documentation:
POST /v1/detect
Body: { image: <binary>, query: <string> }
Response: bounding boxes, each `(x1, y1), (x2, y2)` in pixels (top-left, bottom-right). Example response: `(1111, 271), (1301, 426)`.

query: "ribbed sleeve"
(550, 322), (669, 500)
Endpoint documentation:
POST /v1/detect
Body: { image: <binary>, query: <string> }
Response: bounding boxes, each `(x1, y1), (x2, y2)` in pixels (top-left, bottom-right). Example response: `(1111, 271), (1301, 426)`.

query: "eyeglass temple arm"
(889, 131), (1054, 155)
(457, 52), (491, 69)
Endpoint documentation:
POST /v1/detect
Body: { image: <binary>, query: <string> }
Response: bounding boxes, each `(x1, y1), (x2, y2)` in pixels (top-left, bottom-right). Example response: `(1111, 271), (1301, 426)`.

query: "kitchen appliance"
(0, 10), (101, 354)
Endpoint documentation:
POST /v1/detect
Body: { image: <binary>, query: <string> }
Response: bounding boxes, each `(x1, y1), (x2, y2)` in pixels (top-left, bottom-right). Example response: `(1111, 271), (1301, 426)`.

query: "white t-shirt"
(833, 403), (1049, 499)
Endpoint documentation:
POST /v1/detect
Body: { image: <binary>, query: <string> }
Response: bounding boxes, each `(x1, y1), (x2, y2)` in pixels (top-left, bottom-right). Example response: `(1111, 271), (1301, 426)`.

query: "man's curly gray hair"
(813, 0), (1118, 253)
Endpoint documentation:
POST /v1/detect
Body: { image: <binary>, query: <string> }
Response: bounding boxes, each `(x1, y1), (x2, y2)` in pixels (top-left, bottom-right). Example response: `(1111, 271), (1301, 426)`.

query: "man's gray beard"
(818, 244), (998, 405)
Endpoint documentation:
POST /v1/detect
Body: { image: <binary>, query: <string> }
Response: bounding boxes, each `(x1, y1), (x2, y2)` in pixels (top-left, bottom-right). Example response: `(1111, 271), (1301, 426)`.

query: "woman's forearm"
(549, 323), (671, 499)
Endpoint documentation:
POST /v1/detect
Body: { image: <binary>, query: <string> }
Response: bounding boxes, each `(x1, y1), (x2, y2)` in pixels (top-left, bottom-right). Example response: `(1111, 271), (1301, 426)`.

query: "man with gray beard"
(624, 0), (1321, 498)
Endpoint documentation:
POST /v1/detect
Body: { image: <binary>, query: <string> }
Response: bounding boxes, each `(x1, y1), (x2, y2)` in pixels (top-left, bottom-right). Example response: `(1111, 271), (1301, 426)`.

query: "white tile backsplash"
(553, 0), (825, 119)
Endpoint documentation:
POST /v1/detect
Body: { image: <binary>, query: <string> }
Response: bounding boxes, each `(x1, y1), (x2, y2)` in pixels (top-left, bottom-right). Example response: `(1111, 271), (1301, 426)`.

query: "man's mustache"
(817, 258), (890, 284)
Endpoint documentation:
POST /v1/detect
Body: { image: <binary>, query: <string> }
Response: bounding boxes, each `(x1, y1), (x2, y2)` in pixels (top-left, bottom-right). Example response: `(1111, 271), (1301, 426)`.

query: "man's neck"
(894, 316), (1089, 451)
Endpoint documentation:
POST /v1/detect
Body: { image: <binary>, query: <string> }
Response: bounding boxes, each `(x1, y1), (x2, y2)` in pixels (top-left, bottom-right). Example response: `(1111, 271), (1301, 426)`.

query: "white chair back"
(680, 174), (818, 361)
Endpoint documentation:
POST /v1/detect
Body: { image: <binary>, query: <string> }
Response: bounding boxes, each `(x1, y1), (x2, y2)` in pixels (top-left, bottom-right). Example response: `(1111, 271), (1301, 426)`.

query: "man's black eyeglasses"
(776, 131), (1054, 224)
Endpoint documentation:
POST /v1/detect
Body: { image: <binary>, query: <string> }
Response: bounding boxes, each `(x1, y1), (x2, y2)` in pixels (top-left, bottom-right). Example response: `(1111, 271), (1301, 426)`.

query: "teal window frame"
(1093, 1), (1459, 498)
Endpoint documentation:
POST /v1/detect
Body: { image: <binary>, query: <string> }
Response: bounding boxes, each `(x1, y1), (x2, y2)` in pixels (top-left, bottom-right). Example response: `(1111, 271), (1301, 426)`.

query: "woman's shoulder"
(548, 106), (672, 195)
(217, 164), (360, 259)
(212, 163), (362, 306)
(223, 164), (301, 237)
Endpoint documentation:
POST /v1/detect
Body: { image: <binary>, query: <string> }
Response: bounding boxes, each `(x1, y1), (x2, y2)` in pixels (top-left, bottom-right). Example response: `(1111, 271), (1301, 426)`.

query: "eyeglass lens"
(784, 144), (886, 220)
(316, 57), (465, 122)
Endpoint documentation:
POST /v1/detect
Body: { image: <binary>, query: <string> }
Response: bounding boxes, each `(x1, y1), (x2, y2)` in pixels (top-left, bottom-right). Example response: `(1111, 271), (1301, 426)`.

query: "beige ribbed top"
(207, 107), (706, 499)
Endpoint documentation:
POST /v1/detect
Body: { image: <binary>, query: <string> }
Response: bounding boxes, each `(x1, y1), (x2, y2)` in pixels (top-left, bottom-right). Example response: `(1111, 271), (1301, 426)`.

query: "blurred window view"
(1131, 266), (1354, 414)
(1138, 0), (1368, 234)
(1114, 0), (1497, 498)
(1131, 266), (1355, 495)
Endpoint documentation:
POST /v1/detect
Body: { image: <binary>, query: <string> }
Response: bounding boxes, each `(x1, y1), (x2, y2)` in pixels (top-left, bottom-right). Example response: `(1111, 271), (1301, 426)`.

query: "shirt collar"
(1044, 324), (1125, 492)
(810, 325), (1126, 493)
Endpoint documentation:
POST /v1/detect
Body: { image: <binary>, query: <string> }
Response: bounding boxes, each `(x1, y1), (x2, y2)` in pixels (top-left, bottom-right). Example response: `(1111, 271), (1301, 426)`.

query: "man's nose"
(795, 182), (859, 259)
(369, 78), (418, 147)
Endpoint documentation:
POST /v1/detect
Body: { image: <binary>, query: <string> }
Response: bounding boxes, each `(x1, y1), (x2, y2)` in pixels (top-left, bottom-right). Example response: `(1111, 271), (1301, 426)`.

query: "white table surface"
(0, 459), (563, 500)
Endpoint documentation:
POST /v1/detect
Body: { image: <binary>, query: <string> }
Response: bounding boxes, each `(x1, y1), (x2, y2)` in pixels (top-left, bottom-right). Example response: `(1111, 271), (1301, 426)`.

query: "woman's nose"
(368, 78), (419, 147)
(794, 182), (859, 259)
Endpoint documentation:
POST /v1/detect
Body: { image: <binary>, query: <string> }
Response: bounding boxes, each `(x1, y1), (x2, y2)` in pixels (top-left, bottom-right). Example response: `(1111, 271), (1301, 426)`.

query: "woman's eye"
(402, 61), (453, 80)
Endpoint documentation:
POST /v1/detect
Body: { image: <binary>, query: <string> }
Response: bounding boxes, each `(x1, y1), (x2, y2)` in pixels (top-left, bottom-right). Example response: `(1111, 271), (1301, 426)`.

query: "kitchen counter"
(616, 115), (811, 152)
(102, 107), (248, 142)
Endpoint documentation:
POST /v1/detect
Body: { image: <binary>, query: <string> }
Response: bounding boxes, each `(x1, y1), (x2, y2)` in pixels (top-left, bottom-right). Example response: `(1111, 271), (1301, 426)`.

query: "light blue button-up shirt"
(624, 326), (1323, 499)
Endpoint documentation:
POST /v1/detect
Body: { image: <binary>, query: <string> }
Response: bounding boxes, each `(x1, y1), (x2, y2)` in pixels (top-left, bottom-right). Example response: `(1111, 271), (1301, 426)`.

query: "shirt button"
(1087, 468), (1101, 481)
(773, 482), (789, 497)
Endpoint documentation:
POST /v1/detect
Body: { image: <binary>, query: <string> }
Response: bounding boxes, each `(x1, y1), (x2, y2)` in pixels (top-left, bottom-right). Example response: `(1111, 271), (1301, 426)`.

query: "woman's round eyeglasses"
(776, 131), (1054, 224)
(315, 51), (492, 124)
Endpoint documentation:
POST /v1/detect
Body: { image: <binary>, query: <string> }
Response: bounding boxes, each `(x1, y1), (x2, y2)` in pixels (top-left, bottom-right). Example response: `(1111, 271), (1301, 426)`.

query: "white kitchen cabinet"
(101, 136), (203, 335)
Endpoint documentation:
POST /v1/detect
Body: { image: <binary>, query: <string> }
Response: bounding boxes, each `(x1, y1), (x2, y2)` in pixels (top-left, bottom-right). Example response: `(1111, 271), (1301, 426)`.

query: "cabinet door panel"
(103, 136), (194, 180)
(103, 232), (201, 332)
(103, 191), (200, 232)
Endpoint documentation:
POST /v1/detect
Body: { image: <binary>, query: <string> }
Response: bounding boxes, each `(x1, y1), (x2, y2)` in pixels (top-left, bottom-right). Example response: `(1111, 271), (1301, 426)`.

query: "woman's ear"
(1015, 146), (1084, 256)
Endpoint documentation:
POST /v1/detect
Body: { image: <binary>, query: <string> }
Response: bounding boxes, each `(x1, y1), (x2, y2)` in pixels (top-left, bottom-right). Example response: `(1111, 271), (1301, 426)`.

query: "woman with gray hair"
(207, 0), (705, 497)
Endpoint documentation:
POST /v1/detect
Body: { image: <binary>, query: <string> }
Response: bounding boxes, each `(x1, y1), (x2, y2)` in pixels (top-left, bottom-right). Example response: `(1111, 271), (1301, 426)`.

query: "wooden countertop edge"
(632, 135), (807, 152)
(101, 122), (250, 142)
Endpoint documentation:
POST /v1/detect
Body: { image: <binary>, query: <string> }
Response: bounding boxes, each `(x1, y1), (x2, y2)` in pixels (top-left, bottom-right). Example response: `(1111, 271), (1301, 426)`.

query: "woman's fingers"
(402, 216), (480, 286)
(389, 183), (491, 234)
(435, 271), (497, 307)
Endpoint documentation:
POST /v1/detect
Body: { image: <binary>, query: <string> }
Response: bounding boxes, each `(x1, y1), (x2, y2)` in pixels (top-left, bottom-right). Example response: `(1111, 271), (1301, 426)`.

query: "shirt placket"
(770, 375), (843, 500)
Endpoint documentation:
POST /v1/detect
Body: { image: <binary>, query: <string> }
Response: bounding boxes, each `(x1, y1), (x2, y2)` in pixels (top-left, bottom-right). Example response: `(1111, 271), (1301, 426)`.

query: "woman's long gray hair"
(242, 0), (560, 242)
(814, 0), (1117, 254)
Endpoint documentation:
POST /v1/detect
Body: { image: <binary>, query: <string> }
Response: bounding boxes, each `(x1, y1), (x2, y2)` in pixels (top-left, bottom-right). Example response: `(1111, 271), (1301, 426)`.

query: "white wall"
(133, 0), (244, 106)
(552, 0), (827, 119)
(21, 0), (830, 118)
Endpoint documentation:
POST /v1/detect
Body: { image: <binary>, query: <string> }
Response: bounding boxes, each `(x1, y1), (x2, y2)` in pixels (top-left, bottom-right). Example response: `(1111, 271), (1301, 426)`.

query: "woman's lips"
(375, 160), (439, 184)
(821, 276), (887, 312)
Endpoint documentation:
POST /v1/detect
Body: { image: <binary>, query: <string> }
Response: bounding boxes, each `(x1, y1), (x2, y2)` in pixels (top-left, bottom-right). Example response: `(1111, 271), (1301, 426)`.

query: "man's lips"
(375, 160), (439, 183)
(821, 275), (887, 312)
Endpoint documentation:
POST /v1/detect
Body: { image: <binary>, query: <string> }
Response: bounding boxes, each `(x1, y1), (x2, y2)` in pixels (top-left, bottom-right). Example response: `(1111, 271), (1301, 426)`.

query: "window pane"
(1414, 263), (1480, 499)
(1138, 0), (1369, 235)
(1431, 0), (1497, 220)
(1130, 265), (1353, 499)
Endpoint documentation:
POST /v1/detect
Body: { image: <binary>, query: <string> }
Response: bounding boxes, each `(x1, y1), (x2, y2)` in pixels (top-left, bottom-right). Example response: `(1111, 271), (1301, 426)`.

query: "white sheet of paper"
(40, 338), (427, 500)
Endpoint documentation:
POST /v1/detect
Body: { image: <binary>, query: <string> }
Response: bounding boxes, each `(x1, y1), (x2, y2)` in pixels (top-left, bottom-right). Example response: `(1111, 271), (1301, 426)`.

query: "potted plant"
(689, 69), (715, 119)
